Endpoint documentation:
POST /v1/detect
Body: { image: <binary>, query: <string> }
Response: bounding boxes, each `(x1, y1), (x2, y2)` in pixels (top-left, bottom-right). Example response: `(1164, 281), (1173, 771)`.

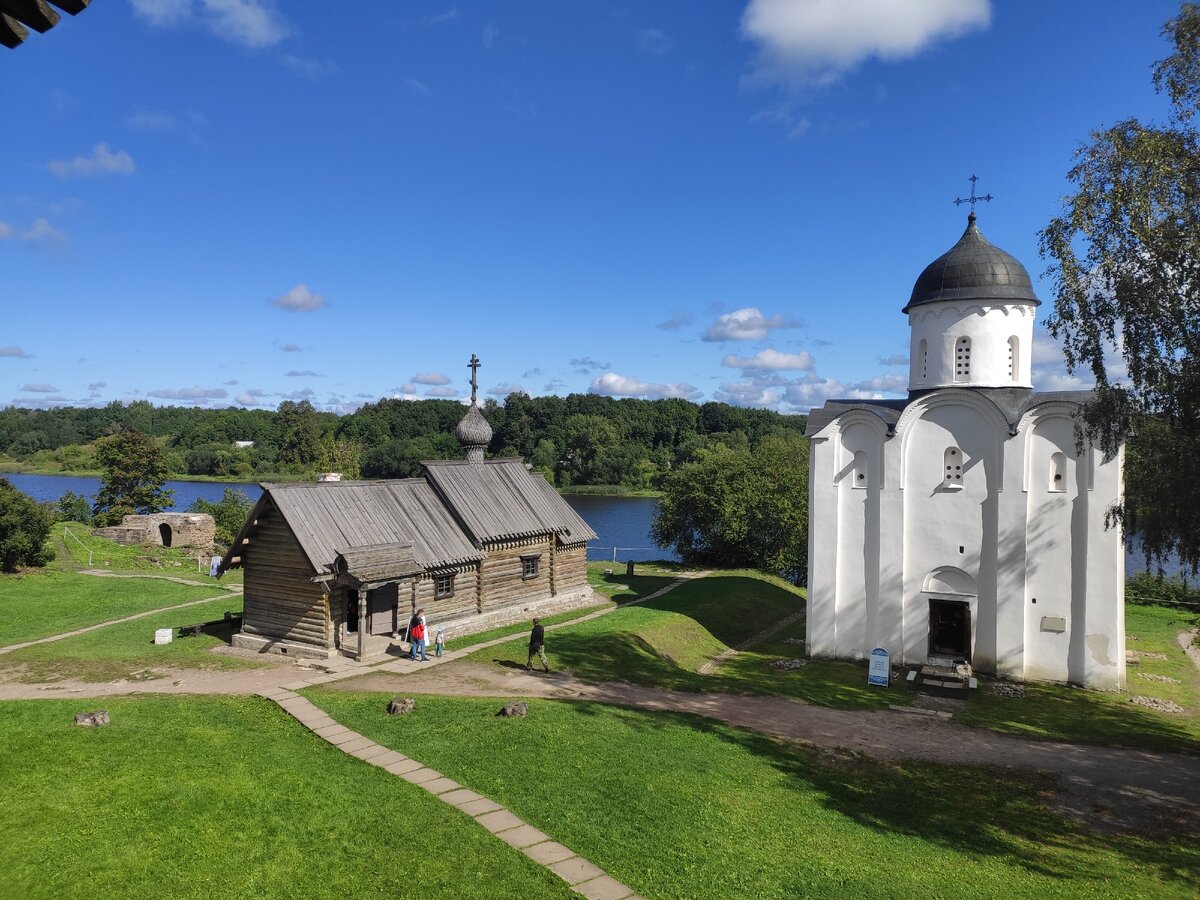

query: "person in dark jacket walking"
(527, 618), (548, 672)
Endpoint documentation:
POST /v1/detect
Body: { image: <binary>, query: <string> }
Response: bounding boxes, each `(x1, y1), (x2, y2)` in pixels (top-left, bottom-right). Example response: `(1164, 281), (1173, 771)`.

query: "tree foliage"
(93, 430), (174, 525)
(652, 433), (809, 581)
(187, 488), (255, 547)
(55, 490), (93, 524)
(0, 478), (55, 572)
(1040, 3), (1200, 572)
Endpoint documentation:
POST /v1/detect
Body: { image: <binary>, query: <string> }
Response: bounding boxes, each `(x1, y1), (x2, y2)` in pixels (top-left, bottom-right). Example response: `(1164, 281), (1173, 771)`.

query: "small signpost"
(868, 647), (890, 687)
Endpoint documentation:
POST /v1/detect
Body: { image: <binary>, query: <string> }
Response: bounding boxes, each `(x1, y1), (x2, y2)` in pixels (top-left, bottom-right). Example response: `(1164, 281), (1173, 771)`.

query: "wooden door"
(368, 586), (397, 635)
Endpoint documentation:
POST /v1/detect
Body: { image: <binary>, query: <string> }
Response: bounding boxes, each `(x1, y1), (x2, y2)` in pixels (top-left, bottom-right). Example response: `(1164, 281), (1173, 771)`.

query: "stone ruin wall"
(91, 513), (215, 550)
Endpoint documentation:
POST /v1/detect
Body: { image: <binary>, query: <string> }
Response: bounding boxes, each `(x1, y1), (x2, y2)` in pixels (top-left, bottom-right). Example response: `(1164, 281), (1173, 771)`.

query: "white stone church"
(805, 212), (1125, 689)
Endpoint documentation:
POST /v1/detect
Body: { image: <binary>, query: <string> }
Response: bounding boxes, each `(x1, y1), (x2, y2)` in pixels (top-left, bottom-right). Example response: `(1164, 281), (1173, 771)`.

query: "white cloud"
(656, 311), (694, 331)
(703, 307), (795, 342)
(280, 343), (303, 352)
(426, 386), (460, 398)
(398, 383), (418, 395)
(403, 77), (431, 97)
(21, 383), (59, 393)
(570, 357), (610, 372)
(48, 143), (136, 178)
(722, 348), (814, 371)
(281, 55), (335, 78)
(0, 222), (12, 239)
(127, 110), (177, 131)
(271, 284), (326, 312)
(131, 0), (290, 48)
(589, 372), (702, 401)
(423, 8), (458, 26)
(286, 370), (319, 377)
(635, 28), (672, 55)
(21, 218), (67, 245)
(0, 346), (32, 358)
(88, 381), (106, 390)
(412, 372), (450, 385)
(129, 0), (191, 27)
(741, 0), (991, 85)
(235, 392), (262, 406)
(878, 353), (908, 366)
(488, 383), (524, 397)
(851, 372), (908, 393)
(148, 386), (229, 400)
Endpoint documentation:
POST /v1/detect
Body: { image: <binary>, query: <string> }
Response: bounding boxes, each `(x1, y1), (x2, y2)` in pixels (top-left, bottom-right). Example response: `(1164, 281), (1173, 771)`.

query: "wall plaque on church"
(868, 647), (890, 686)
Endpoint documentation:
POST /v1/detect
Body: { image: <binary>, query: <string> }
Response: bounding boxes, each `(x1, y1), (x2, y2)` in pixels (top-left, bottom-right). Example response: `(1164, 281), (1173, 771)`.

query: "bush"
(188, 488), (254, 547)
(0, 478), (55, 572)
(55, 491), (93, 524)
(1126, 571), (1200, 607)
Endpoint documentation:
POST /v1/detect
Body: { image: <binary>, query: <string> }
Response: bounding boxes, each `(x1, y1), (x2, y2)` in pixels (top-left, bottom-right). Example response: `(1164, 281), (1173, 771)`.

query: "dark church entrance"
(928, 598), (971, 659)
(158, 523), (173, 547)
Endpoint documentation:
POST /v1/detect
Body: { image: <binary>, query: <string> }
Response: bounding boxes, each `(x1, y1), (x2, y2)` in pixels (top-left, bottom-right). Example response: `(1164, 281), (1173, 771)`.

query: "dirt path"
(329, 661), (1200, 832)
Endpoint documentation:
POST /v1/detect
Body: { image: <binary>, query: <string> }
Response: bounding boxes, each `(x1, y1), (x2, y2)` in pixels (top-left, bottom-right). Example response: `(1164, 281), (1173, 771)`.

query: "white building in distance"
(805, 213), (1125, 689)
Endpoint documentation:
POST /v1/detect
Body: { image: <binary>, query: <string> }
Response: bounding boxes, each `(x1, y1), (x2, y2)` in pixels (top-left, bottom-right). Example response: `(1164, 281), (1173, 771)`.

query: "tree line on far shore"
(0, 394), (807, 492)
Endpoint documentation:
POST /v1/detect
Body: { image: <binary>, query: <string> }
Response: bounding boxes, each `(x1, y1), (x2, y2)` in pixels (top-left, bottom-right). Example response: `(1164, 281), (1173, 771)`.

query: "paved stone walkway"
(258, 687), (642, 900)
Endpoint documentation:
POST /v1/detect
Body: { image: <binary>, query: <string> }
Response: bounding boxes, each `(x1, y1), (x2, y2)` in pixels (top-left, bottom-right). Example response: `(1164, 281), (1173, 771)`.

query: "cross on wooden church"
(953, 174), (993, 212)
(468, 353), (481, 403)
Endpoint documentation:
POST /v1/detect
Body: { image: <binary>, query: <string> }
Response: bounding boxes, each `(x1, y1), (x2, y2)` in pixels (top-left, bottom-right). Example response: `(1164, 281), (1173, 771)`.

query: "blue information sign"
(868, 647), (890, 687)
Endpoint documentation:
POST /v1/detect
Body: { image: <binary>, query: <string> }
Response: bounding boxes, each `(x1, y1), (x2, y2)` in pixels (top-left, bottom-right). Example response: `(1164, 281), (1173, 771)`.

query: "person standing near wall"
(527, 617), (548, 673)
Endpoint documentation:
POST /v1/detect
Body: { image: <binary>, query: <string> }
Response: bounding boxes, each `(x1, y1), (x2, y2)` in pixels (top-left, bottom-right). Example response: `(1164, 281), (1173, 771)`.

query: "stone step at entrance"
(906, 661), (978, 696)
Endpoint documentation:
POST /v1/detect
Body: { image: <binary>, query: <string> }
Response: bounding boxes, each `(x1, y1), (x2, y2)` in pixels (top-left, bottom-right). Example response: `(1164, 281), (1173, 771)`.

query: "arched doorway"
(158, 523), (173, 547)
(923, 567), (976, 661)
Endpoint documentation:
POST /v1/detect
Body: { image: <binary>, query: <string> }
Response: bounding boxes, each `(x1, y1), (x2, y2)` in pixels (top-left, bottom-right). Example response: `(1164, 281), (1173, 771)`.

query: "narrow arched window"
(853, 450), (868, 489)
(954, 336), (971, 382)
(1008, 336), (1019, 381)
(1049, 451), (1067, 492)
(943, 447), (963, 488)
(919, 339), (928, 382)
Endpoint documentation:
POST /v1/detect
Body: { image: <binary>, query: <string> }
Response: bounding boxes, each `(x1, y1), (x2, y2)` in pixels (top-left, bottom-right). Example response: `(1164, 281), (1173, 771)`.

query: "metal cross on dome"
(953, 174), (993, 212)
(468, 353), (481, 403)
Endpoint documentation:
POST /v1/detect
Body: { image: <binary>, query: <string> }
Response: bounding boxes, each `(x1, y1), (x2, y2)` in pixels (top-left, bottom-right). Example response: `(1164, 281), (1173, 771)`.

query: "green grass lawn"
(0, 596), (259, 682)
(56, 522), (244, 585)
(0, 568), (225, 648)
(586, 560), (689, 601)
(0, 697), (573, 900)
(956, 603), (1200, 755)
(307, 690), (1198, 899)
(473, 569), (910, 710)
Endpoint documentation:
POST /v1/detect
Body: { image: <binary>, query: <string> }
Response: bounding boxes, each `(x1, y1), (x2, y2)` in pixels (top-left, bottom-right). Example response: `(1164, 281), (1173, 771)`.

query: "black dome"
(904, 213), (1040, 312)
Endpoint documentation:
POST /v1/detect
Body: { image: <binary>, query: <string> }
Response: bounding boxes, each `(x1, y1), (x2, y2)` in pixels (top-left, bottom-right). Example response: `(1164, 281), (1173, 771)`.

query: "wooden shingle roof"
(1, 0), (90, 50)
(423, 458), (598, 544)
(224, 479), (484, 576)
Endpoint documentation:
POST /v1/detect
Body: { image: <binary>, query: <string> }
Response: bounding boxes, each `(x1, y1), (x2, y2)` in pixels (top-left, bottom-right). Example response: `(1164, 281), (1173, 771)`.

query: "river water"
(3, 472), (1175, 573)
(1, 472), (675, 563)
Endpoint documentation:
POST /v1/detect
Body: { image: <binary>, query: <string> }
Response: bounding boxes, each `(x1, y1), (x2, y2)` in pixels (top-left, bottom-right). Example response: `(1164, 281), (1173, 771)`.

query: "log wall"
(479, 535), (555, 613)
(555, 541), (589, 593)
(238, 504), (331, 653)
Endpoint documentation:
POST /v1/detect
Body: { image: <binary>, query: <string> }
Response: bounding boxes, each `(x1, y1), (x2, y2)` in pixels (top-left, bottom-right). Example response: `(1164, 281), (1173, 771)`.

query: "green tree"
(93, 430), (174, 525)
(276, 400), (324, 471)
(652, 433), (809, 581)
(0, 478), (55, 572)
(1040, 3), (1200, 572)
(55, 490), (93, 524)
(188, 488), (254, 547)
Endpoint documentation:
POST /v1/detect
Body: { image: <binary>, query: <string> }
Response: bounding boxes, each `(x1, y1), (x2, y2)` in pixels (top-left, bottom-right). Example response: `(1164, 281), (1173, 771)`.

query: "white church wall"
(1083, 444), (1125, 688)
(899, 396), (1007, 666)
(806, 437), (837, 658)
(908, 303), (1036, 390)
(832, 420), (884, 658)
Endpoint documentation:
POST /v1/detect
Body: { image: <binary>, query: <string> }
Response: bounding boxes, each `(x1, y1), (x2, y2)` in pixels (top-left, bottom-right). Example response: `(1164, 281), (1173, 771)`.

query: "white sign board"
(868, 647), (890, 687)
(209, 556), (222, 578)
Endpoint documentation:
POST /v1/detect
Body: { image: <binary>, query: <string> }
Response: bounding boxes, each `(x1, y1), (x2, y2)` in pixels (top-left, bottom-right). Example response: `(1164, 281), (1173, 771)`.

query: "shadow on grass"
(590, 571), (677, 602)
(959, 681), (1200, 757)
(710, 715), (1200, 891)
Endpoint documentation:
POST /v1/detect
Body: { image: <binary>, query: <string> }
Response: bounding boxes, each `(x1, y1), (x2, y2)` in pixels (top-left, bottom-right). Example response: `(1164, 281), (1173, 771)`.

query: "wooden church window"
(435, 573), (455, 598)
(954, 337), (971, 381)
(943, 447), (963, 489)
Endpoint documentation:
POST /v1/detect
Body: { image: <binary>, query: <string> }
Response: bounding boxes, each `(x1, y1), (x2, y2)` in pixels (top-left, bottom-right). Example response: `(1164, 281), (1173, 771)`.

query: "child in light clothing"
(434, 624), (446, 657)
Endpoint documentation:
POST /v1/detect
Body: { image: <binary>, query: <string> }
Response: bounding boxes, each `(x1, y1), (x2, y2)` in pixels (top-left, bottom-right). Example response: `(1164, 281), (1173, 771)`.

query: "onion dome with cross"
(456, 353), (493, 462)
(905, 177), (1040, 394)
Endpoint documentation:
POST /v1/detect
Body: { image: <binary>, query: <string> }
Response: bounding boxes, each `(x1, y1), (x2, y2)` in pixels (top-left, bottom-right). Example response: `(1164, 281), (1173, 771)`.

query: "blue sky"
(0, 1), (1181, 416)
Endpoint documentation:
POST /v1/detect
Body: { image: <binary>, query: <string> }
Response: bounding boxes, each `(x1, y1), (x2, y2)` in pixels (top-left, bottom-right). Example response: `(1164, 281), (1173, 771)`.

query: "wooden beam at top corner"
(48, 0), (88, 14)
(0, 12), (29, 47)
(0, 0), (58, 33)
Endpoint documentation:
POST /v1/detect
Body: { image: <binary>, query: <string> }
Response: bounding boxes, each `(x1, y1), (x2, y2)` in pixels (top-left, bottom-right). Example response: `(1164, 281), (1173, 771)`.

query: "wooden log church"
(220, 357), (597, 660)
